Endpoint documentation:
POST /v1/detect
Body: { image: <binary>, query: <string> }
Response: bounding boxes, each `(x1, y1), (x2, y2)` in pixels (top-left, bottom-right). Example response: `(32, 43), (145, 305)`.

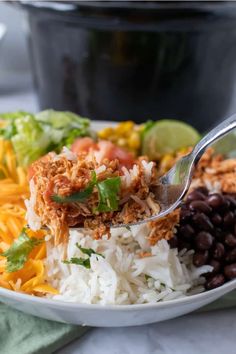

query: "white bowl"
(0, 280), (235, 327)
(0, 120), (235, 326)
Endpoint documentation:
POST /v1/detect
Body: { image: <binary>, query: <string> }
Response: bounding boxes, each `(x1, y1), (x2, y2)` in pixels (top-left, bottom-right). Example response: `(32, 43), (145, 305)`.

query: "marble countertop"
(2, 89), (235, 354)
(58, 308), (236, 354)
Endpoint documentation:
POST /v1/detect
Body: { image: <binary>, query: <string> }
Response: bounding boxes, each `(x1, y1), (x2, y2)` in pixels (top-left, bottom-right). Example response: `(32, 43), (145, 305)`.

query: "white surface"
(0, 90), (38, 113)
(57, 308), (236, 354)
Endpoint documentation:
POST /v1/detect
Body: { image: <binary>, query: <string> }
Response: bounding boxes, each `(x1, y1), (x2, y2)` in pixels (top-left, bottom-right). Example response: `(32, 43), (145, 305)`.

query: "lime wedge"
(142, 120), (200, 160)
(212, 130), (236, 158)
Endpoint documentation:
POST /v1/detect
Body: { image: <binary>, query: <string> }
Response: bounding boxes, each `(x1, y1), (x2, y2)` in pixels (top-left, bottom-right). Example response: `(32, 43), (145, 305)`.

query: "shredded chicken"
(147, 209), (180, 245)
(28, 152), (160, 244)
(193, 148), (236, 193)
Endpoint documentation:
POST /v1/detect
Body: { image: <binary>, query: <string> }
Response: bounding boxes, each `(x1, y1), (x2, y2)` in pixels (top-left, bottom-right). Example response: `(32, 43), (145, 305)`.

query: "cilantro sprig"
(63, 243), (104, 269)
(1, 228), (43, 272)
(96, 176), (121, 212)
(52, 171), (121, 213)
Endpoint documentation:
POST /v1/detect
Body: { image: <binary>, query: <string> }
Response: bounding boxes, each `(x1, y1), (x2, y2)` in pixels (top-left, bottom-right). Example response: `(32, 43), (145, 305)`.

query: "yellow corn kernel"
(128, 132), (140, 149)
(159, 154), (175, 172)
(117, 138), (127, 147)
(98, 127), (114, 139)
(116, 121), (134, 136)
(178, 147), (189, 154)
(109, 135), (118, 143)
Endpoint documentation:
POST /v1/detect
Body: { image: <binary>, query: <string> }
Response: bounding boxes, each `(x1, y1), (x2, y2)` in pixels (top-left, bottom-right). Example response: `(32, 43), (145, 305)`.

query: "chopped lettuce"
(12, 114), (49, 167)
(35, 110), (91, 151)
(0, 109), (92, 166)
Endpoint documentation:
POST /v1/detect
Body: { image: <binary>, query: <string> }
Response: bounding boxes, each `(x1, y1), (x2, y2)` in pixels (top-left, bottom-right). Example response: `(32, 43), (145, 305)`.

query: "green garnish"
(76, 243), (104, 258)
(63, 244), (104, 269)
(53, 172), (121, 213)
(96, 176), (121, 212)
(52, 171), (97, 203)
(1, 228), (43, 272)
(63, 257), (91, 269)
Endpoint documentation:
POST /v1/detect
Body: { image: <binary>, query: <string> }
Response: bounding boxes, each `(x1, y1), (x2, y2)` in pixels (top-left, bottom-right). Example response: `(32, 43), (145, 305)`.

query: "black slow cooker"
(19, 1), (236, 130)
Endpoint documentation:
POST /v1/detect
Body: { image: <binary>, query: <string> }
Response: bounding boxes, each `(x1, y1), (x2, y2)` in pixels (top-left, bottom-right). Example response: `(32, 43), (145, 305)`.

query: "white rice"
(54, 146), (77, 161)
(45, 226), (212, 305)
(25, 179), (42, 231)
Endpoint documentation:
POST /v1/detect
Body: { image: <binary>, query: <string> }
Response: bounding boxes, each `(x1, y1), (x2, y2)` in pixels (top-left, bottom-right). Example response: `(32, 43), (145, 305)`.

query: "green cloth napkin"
(0, 290), (235, 354)
(0, 303), (88, 354)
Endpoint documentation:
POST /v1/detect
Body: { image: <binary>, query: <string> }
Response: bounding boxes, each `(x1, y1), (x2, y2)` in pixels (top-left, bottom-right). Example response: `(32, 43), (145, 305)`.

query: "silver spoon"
(111, 113), (236, 228)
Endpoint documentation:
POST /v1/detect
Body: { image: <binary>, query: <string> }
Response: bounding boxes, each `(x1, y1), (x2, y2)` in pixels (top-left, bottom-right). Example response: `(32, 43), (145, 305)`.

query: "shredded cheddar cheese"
(0, 138), (58, 295)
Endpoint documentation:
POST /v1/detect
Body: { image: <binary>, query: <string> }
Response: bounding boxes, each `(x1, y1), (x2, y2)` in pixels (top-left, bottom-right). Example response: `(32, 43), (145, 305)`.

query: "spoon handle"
(191, 114), (236, 164)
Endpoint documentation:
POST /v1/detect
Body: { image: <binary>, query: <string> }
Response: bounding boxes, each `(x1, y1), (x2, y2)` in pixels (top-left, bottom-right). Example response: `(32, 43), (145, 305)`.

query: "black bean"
(211, 213), (222, 226)
(192, 213), (214, 231)
(223, 211), (235, 227)
(205, 274), (225, 290)
(168, 235), (178, 249)
(225, 248), (236, 263)
(193, 251), (208, 267)
(234, 222), (236, 236)
(213, 228), (224, 241)
(179, 224), (195, 239)
(219, 198), (230, 212)
(225, 234), (236, 248)
(212, 243), (225, 260)
(225, 195), (236, 209)
(195, 186), (209, 196)
(206, 193), (224, 209)
(178, 241), (192, 251)
(209, 259), (221, 274)
(224, 263), (236, 280)
(195, 231), (214, 250)
(189, 201), (212, 214)
(186, 191), (206, 203)
(180, 209), (192, 222)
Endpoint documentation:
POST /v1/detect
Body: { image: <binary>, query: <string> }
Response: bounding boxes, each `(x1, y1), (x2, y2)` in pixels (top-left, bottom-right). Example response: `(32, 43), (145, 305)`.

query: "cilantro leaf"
(63, 257), (91, 269)
(52, 172), (121, 213)
(52, 171), (97, 203)
(76, 243), (104, 258)
(63, 244), (104, 268)
(96, 176), (121, 212)
(1, 229), (43, 272)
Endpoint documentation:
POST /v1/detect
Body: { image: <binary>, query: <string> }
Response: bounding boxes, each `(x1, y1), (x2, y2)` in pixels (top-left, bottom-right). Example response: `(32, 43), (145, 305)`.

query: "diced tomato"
(97, 141), (134, 169)
(71, 137), (97, 154)
(28, 165), (35, 180)
(28, 154), (52, 180)
(71, 138), (135, 168)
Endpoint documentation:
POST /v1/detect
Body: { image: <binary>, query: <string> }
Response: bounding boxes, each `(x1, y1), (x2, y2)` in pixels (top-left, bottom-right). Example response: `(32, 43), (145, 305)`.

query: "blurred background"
(1, 1), (236, 130)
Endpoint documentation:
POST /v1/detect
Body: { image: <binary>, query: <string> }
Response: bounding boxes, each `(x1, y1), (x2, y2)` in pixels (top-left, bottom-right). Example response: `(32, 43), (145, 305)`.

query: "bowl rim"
(0, 279), (235, 311)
